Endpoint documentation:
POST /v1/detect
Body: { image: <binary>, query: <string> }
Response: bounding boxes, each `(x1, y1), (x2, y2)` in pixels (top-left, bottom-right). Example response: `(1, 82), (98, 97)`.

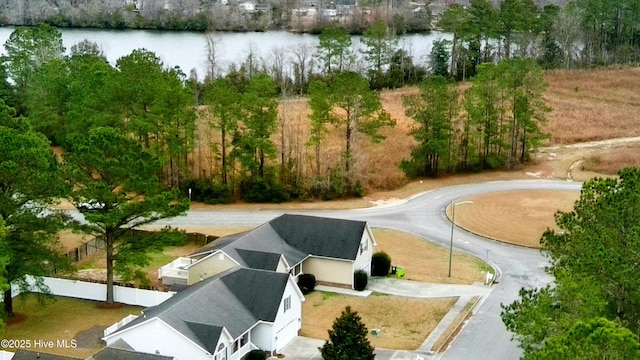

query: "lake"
(0, 27), (451, 77)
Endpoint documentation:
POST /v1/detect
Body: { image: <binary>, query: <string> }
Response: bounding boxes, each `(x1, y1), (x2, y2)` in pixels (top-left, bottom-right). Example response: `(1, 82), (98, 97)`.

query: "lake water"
(0, 27), (450, 77)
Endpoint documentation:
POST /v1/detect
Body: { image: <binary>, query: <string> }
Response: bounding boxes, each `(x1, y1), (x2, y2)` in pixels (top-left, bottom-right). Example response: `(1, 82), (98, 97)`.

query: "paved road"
(154, 180), (582, 360)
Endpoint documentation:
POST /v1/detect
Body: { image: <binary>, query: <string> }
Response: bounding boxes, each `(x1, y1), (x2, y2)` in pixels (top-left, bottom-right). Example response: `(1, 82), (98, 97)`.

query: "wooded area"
(0, 0), (638, 328)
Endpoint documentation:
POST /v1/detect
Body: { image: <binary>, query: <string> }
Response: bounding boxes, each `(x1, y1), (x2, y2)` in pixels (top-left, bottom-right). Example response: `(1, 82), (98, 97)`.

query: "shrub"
(243, 178), (290, 203)
(371, 252), (391, 276)
(181, 179), (230, 204)
(353, 270), (368, 291)
(320, 306), (375, 360)
(297, 273), (316, 294)
(245, 350), (267, 360)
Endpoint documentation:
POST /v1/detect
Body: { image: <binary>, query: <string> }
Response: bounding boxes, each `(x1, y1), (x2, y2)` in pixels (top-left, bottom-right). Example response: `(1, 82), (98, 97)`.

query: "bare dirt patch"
(451, 190), (580, 248)
(301, 292), (457, 350)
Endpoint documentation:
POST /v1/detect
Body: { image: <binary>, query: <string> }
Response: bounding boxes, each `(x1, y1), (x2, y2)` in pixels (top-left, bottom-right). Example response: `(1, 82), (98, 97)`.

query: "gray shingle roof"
(270, 214), (367, 261)
(235, 249), (282, 271)
(11, 350), (81, 360)
(192, 214), (367, 269)
(112, 267), (290, 355)
(89, 347), (174, 360)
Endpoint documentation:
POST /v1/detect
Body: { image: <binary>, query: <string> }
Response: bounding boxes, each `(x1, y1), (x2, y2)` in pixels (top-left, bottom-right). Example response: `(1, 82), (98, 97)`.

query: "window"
(289, 264), (302, 276)
(284, 295), (291, 313)
(360, 240), (368, 255)
(234, 334), (247, 353)
(215, 343), (227, 360)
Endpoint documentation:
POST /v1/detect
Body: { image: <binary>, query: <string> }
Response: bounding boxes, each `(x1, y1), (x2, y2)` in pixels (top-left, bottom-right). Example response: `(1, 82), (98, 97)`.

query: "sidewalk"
(279, 277), (493, 359)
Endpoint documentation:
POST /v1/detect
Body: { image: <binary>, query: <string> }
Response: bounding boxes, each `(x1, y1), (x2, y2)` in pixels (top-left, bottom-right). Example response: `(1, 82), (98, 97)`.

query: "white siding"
(353, 225), (376, 276)
(104, 318), (213, 360)
(250, 277), (303, 353)
(251, 323), (273, 353)
(273, 278), (303, 351)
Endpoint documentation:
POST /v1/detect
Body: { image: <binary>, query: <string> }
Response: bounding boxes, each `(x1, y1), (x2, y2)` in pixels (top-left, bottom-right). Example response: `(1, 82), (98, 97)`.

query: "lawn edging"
(430, 296), (481, 354)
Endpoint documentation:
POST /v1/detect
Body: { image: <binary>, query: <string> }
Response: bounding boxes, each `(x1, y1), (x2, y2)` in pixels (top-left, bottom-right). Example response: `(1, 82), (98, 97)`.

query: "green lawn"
(3, 295), (142, 358)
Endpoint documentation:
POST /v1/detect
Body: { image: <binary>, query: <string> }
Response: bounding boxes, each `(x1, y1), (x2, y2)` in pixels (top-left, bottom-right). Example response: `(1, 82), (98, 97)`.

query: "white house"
(238, 1), (256, 11)
(104, 267), (304, 360)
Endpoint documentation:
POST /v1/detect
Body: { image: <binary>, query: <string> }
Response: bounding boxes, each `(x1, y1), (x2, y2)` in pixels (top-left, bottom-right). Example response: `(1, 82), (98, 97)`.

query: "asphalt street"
(153, 179), (583, 359)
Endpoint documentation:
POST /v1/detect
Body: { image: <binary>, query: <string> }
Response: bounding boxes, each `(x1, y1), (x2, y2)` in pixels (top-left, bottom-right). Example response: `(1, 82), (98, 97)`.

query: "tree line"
(438, 0), (640, 80)
(0, 0), (430, 34)
(1, 23), (552, 201)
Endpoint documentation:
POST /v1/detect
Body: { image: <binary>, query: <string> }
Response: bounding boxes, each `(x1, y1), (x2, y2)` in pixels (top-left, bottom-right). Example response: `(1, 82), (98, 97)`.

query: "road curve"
(155, 179), (583, 360)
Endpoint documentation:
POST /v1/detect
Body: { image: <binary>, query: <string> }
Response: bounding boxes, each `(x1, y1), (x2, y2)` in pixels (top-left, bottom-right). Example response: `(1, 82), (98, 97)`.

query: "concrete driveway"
(279, 278), (494, 359)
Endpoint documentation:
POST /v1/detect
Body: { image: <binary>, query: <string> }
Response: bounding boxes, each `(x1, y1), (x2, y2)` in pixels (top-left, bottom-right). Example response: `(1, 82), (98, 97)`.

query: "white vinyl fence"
(3, 276), (175, 307)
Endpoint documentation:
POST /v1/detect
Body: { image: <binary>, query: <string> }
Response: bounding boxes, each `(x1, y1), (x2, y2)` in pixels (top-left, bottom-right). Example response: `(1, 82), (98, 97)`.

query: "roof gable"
(235, 248), (282, 271)
(112, 267), (291, 352)
(221, 267), (289, 322)
(184, 321), (224, 354)
(269, 214), (367, 260)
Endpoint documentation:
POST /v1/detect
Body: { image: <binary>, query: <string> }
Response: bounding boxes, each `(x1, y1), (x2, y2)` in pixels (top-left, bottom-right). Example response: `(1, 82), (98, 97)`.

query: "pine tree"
(320, 306), (376, 360)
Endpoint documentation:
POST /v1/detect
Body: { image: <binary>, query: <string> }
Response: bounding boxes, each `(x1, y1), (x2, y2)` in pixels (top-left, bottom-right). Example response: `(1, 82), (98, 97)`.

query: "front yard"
(301, 291), (457, 350)
(3, 295), (142, 358)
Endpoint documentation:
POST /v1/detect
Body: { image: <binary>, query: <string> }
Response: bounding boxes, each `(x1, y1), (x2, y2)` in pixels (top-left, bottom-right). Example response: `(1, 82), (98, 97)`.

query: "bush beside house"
(371, 251), (391, 276)
(354, 270), (368, 291)
(297, 273), (316, 294)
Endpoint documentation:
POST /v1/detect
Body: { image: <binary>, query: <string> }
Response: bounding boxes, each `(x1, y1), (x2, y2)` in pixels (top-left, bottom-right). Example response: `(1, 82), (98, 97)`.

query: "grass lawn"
(301, 291), (457, 350)
(451, 190), (580, 248)
(3, 295), (142, 358)
(372, 229), (489, 284)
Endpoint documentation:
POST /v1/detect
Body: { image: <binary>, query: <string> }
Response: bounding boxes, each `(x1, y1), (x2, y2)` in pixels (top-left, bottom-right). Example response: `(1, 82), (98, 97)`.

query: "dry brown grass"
(544, 67), (640, 144)
(373, 229), (487, 284)
(301, 291), (457, 350)
(189, 66), (640, 192)
(452, 190), (580, 248)
(582, 145), (640, 174)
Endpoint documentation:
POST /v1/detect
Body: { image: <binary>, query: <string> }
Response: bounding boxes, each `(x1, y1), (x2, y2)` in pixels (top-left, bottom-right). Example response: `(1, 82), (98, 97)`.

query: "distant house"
(104, 267), (304, 360)
(238, 1), (256, 11)
(159, 214), (377, 289)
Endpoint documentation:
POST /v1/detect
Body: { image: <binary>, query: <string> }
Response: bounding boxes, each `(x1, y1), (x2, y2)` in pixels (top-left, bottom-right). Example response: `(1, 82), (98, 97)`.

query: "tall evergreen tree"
(360, 19), (398, 88)
(2, 24), (65, 113)
(316, 26), (354, 75)
(320, 306), (376, 360)
(63, 127), (189, 304)
(428, 38), (451, 77)
(401, 76), (458, 176)
(0, 107), (69, 318)
(202, 77), (241, 186)
(234, 74), (279, 179)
